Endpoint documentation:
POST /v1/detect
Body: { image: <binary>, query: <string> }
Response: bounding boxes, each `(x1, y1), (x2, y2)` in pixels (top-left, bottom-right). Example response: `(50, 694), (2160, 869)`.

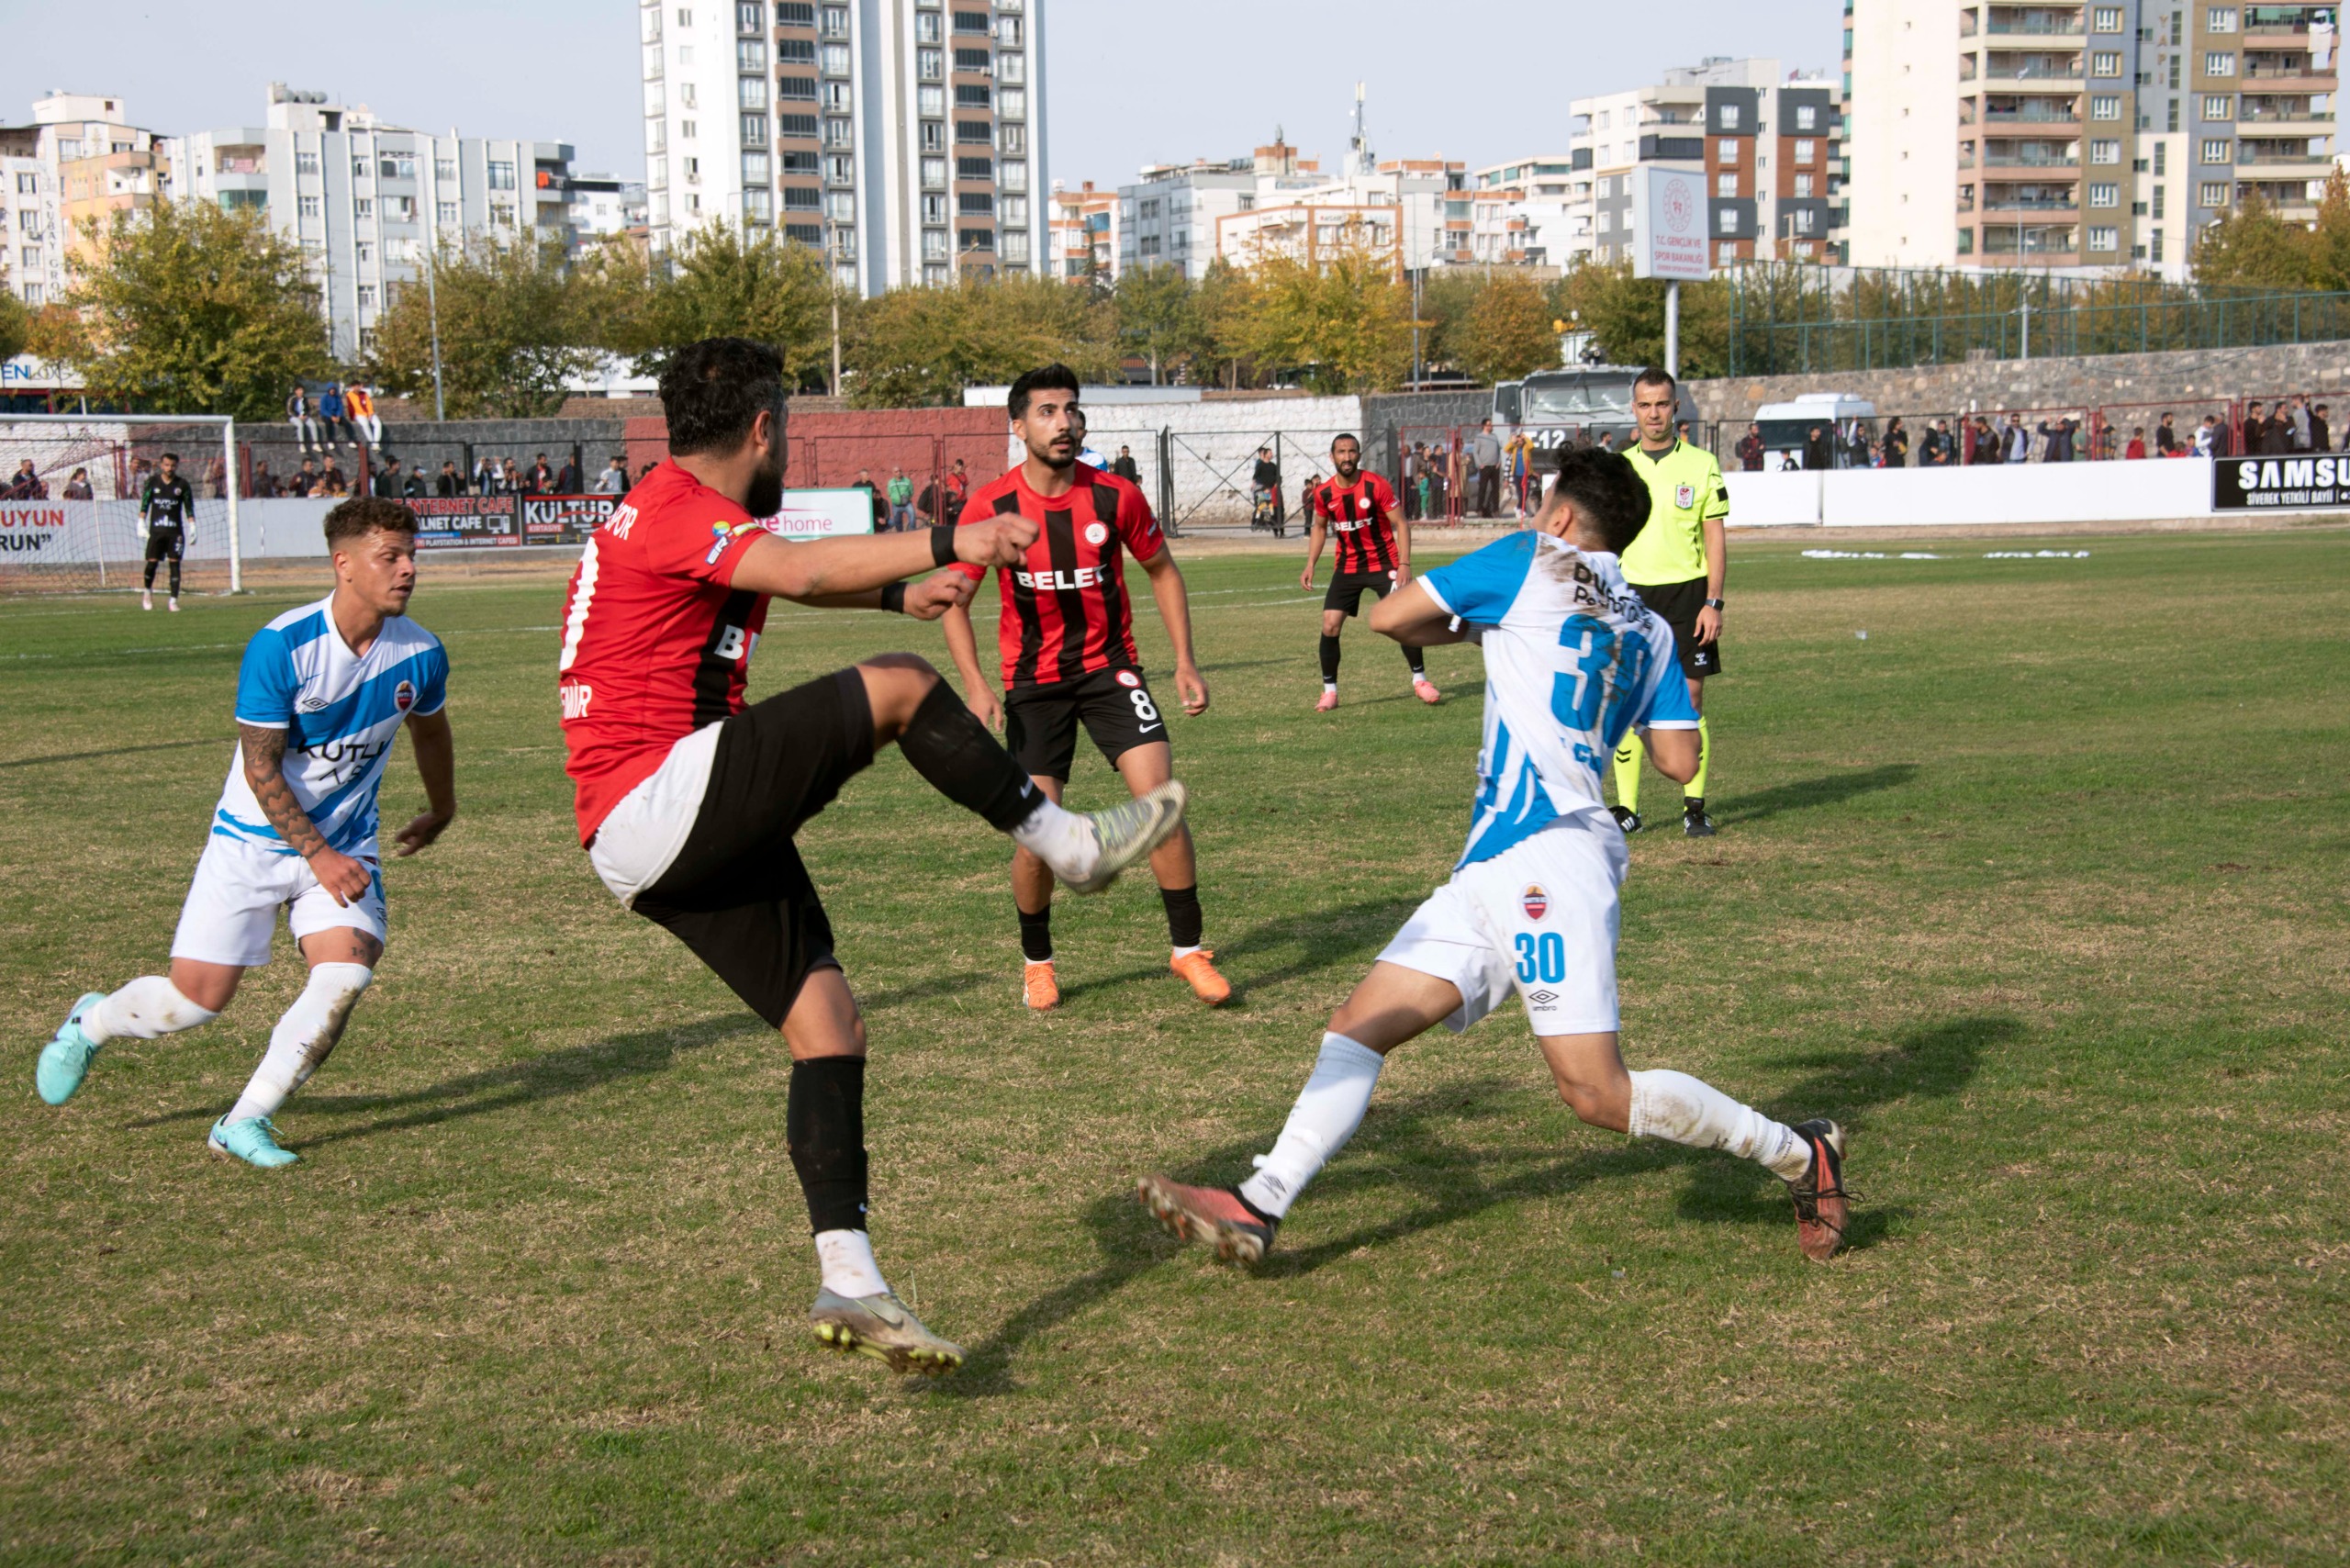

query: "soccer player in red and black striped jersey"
(556, 340), (1188, 1378)
(1300, 433), (1440, 711)
(940, 364), (1230, 1012)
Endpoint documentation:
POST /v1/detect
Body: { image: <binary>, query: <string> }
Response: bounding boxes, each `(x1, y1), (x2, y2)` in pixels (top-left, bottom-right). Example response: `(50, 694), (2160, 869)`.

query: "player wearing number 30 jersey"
(1138, 448), (1852, 1273)
(941, 364), (1229, 1012)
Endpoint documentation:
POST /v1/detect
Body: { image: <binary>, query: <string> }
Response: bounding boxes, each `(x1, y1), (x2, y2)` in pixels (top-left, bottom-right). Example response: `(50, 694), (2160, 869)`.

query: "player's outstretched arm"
(394, 708), (457, 857)
(1137, 548), (1208, 715)
(795, 573), (977, 621)
(728, 519), (1035, 603)
(1366, 579), (1473, 646)
(240, 722), (371, 905)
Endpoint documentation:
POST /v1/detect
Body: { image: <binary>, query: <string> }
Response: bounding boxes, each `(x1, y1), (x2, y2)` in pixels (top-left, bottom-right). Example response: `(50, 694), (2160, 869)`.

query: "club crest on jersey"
(1085, 521), (1110, 546)
(1113, 669), (1141, 689)
(394, 678), (416, 712)
(1674, 482), (1695, 510)
(1522, 885), (1550, 922)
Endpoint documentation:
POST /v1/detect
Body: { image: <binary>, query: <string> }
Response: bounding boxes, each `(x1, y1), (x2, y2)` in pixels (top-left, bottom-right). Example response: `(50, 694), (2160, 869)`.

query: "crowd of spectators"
(1724, 393), (2341, 470)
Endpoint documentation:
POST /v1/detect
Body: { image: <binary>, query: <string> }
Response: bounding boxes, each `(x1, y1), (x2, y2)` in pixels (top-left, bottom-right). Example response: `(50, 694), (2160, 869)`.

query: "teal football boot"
(207, 1114), (299, 1169)
(37, 992), (107, 1106)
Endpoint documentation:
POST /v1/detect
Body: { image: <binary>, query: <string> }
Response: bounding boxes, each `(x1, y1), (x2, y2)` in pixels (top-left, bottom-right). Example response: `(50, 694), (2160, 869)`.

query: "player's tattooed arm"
(238, 722), (330, 858)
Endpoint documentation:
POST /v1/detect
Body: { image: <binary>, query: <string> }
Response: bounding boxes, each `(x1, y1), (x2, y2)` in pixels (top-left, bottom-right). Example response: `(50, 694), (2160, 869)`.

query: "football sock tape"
(788, 1055), (872, 1236)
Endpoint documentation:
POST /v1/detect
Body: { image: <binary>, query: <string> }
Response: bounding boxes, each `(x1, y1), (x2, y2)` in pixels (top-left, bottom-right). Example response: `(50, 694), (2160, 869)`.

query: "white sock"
(1322, 678), (1338, 693)
(225, 963), (371, 1124)
(1628, 1069), (1808, 1181)
(1010, 798), (1098, 883)
(815, 1227), (890, 1298)
(1170, 944), (1202, 960)
(84, 976), (218, 1045)
(1237, 1033), (1385, 1219)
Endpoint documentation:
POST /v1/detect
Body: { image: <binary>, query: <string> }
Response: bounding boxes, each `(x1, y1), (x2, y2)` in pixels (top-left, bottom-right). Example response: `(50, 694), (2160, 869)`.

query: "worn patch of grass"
(1, 529), (2345, 1565)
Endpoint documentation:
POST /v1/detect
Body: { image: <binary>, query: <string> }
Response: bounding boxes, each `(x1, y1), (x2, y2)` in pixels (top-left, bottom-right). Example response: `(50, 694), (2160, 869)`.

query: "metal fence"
(1726, 264), (2350, 375)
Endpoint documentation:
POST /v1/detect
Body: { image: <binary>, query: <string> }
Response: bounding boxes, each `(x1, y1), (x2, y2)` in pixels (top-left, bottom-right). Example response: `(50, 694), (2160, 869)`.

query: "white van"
(1751, 392), (1876, 473)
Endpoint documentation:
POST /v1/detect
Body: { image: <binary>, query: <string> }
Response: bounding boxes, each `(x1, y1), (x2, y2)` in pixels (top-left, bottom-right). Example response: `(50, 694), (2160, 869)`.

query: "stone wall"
(1688, 339), (2350, 428)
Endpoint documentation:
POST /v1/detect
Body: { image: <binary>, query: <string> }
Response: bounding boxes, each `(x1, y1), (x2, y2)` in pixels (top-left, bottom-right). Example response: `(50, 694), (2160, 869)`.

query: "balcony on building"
(1980, 223), (2079, 255)
(1985, 137), (2080, 167)
(1982, 92), (2082, 124)
(2241, 50), (2333, 91)
(1977, 49), (2085, 82)
(1982, 182), (2080, 212)
(1981, 6), (2086, 35)
(2239, 93), (2333, 127)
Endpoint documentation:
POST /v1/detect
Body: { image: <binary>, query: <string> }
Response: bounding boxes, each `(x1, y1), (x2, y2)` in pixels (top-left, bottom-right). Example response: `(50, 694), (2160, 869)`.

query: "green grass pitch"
(2, 529), (2345, 1565)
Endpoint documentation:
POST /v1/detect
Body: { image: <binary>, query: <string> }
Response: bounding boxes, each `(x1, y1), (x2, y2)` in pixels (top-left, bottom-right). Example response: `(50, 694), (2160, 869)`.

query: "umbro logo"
(1528, 989), (1560, 1005)
(297, 694), (330, 711)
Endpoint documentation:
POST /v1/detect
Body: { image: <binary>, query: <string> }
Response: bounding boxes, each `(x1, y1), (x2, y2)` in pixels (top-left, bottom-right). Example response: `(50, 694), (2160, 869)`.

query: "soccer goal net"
(0, 415), (246, 596)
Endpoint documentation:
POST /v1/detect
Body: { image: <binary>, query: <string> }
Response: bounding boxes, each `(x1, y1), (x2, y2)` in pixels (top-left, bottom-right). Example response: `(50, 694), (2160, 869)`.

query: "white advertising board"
(765, 487), (877, 540)
(1631, 166), (1712, 282)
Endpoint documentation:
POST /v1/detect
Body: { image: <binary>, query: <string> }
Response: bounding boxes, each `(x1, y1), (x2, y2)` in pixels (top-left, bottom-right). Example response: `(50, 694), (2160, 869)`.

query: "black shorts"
(1324, 568), (1399, 617)
(144, 527), (185, 562)
(1002, 666), (1168, 781)
(632, 668), (875, 1027)
(1631, 575), (1724, 679)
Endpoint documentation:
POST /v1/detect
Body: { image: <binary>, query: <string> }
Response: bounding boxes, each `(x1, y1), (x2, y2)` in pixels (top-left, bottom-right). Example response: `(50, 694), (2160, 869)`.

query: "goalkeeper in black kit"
(140, 453), (197, 611)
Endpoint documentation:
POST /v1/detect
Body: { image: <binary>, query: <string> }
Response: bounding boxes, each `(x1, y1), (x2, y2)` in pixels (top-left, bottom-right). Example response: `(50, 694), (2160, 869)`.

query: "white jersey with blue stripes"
(1419, 531), (1700, 868)
(215, 595), (448, 857)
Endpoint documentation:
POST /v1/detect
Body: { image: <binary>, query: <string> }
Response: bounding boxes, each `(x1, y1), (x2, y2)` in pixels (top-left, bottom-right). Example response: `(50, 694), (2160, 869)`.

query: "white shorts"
(1376, 815), (1628, 1037)
(170, 832), (386, 969)
(587, 722), (722, 907)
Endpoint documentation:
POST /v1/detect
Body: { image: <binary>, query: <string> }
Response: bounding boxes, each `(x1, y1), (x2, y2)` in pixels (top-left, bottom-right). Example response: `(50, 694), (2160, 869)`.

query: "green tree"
(1190, 258), (1261, 388)
(1228, 249), (1414, 395)
(1456, 271), (1561, 385)
(1415, 269), (1486, 375)
(1554, 263), (1729, 377)
(367, 233), (603, 419)
(2297, 170), (2350, 292)
(2192, 187), (2311, 289)
(1111, 263), (1199, 385)
(623, 222), (838, 388)
(845, 273), (1114, 408)
(47, 198), (329, 420)
(0, 286), (28, 365)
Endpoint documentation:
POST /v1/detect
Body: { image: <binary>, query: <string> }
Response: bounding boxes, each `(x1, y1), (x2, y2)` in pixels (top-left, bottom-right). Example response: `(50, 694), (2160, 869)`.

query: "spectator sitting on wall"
(2125, 426), (2147, 460)
(63, 466), (95, 499)
(1735, 421), (1764, 472)
(592, 456), (628, 494)
(2037, 416), (2078, 464)
(318, 384), (352, 449)
(1112, 443), (1141, 485)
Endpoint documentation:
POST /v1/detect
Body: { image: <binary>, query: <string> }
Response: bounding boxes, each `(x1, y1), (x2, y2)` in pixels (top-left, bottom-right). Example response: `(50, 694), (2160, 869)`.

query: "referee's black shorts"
(632, 669), (875, 1026)
(1630, 575), (1724, 679)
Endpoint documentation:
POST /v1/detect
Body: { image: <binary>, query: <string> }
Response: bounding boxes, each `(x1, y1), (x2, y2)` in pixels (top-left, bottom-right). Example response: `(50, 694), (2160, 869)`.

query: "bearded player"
(39, 497), (458, 1169)
(558, 340), (1185, 1379)
(940, 364), (1229, 1013)
(1138, 450), (1850, 1267)
(1300, 433), (1438, 711)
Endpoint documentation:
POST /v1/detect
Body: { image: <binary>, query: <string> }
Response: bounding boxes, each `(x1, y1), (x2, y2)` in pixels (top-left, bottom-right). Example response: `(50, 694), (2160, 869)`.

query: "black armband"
(929, 525), (957, 569)
(879, 581), (909, 614)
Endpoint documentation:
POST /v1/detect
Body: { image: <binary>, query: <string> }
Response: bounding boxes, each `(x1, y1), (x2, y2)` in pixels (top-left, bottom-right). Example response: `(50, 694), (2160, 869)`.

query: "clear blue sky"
(9, 1), (1841, 186)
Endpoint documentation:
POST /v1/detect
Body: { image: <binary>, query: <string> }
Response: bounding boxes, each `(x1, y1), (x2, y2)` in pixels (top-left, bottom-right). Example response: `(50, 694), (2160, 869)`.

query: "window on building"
(956, 118), (992, 143)
(2154, 141), (2168, 174)
(2206, 6), (2237, 30)
(743, 151), (770, 185)
(952, 8), (989, 32)
(922, 156), (947, 188)
(2091, 95), (2123, 118)
(679, 82), (698, 108)
(2201, 138), (2233, 162)
(923, 227), (948, 259)
(742, 113), (768, 147)
(828, 118), (856, 147)
(782, 185), (820, 210)
(356, 284), (377, 308)
(2199, 179), (2231, 205)
(958, 191), (994, 215)
(2203, 94), (2235, 119)
(919, 121), (945, 151)
(2089, 181), (2121, 205)
(355, 241), (375, 263)
(822, 43), (850, 73)
(1001, 122), (1025, 154)
(960, 226), (995, 252)
(1715, 207), (1737, 234)
(957, 154), (993, 180)
(1798, 103), (1821, 131)
(1002, 194), (1027, 226)
(1002, 230), (1030, 263)
(1000, 159), (1026, 191)
(780, 149), (819, 174)
(1717, 171), (1738, 196)
(956, 84), (992, 107)
(2203, 50), (2236, 75)
(435, 157), (458, 182)
(1000, 16), (1023, 45)
(810, 3), (840, 31)
(487, 160), (517, 190)
(295, 151), (320, 176)
(1717, 103), (1741, 132)
(679, 44), (696, 66)
(1714, 138), (1736, 162)
(915, 10), (940, 40)
(778, 38), (815, 63)
(2094, 5), (2124, 28)
(2153, 185), (2167, 216)
(2090, 138), (2122, 162)
(2092, 50), (2122, 76)
(354, 197), (375, 218)
(919, 84), (946, 117)
(739, 2), (766, 31)
(1794, 138), (1816, 162)
(955, 46), (990, 71)
(922, 193), (947, 223)
(738, 38), (767, 70)
(682, 119), (698, 140)
(2087, 225), (2120, 249)
(824, 82), (850, 110)
(351, 154), (370, 179)
(778, 113), (818, 137)
(919, 50), (943, 79)
(742, 188), (772, 224)
(826, 191), (855, 221)
(437, 201), (459, 225)
(1000, 87), (1025, 118)
(1795, 173), (1814, 197)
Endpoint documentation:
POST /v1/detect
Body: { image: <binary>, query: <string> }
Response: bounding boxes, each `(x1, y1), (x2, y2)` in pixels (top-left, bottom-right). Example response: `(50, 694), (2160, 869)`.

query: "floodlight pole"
(424, 238), (447, 421)
(223, 418), (242, 594)
(1665, 280), (1682, 377)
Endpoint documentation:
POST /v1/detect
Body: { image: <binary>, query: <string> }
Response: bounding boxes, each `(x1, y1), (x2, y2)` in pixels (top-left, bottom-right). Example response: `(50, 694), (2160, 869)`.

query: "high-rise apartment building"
(1568, 58), (1849, 271)
(1048, 178), (1115, 281)
(0, 93), (166, 309)
(641, 0), (1050, 294)
(167, 86), (583, 360)
(1847, 1), (2338, 279)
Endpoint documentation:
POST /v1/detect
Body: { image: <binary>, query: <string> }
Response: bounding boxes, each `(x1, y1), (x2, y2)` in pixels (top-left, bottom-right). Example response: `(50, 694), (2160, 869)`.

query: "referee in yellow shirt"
(1614, 367), (1727, 837)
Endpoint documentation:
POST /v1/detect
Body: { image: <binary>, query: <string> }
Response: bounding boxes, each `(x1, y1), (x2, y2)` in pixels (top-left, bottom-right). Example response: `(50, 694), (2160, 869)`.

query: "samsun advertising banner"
(2211, 454), (2350, 510)
(409, 495), (520, 549)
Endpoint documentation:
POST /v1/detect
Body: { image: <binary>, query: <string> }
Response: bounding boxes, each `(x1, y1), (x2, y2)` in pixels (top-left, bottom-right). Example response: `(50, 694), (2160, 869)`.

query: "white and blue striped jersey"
(1419, 532), (1699, 868)
(215, 596), (448, 857)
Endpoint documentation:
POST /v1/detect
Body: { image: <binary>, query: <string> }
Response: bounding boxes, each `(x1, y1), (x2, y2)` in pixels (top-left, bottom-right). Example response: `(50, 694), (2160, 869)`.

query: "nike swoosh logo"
(1138, 723), (1162, 734)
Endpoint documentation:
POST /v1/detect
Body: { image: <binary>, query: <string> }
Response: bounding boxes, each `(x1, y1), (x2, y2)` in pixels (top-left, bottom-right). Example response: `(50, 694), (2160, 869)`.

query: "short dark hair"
(1330, 432), (1360, 454)
(1551, 447), (1651, 556)
(161, 452), (180, 463)
(1632, 366), (1676, 396)
(1008, 363), (1080, 420)
(660, 337), (788, 457)
(323, 496), (418, 549)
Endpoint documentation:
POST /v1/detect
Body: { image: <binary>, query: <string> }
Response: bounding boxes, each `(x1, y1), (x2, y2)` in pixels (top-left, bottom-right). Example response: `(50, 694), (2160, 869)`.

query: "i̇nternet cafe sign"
(1630, 166), (1712, 283)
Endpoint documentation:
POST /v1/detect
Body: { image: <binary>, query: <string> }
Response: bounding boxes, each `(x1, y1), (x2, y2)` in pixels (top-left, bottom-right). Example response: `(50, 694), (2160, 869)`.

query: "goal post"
(0, 413), (244, 596)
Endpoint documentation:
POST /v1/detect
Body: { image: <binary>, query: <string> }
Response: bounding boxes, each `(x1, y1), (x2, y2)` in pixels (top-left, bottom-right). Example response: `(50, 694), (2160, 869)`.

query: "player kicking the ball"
(1138, 450), (1850, 1266)
(559, 341), (1186, 1378)
(39, 498), (458, 1168)
(940, 364), (1229, 1012)
(1300, 433), (1438, 711)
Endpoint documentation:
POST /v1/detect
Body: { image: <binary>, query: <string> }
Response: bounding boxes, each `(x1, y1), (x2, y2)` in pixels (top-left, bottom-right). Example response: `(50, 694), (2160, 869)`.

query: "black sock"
(1160, 883), (1203, 948)
(168, 558), (182, 597)
(1402, 644), (1426, 678)
(143, 561), (158, 589)
(786, 1055), (870, 1235)
(1319, 633), (1341, 683)
(898, 678), (1038, 832)
(1018, 902), (1053, 961)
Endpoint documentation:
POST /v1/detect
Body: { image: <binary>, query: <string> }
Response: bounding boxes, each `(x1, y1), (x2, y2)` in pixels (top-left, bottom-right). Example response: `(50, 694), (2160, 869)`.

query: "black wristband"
(929, 525), (957, 569)
(879, 581), (908, 614)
